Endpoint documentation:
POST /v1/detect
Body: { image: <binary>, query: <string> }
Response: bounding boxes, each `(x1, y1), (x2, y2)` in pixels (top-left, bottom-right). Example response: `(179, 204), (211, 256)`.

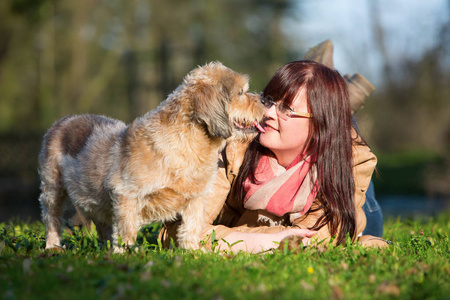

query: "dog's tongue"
(254, 120), (265, 133)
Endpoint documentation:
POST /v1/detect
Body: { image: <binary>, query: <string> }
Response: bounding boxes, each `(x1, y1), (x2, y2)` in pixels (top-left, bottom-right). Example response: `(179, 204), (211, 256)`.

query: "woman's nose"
(264, 104), (277, 119)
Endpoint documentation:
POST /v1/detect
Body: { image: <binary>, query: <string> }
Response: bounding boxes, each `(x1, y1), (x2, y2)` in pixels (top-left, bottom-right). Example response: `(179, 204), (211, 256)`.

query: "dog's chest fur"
(106, 106), (225, 223)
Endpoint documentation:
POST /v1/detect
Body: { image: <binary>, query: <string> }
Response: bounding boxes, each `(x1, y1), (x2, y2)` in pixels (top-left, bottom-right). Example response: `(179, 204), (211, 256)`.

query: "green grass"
(1, 213), (449, 300)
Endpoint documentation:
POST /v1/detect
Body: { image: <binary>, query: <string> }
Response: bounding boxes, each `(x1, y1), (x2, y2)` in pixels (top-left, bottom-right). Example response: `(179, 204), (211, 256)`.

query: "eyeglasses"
(260, 95), (313, 120)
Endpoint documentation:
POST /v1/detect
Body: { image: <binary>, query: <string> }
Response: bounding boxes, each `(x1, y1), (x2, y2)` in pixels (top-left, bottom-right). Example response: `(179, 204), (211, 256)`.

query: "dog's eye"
(238, 90), (243, 96)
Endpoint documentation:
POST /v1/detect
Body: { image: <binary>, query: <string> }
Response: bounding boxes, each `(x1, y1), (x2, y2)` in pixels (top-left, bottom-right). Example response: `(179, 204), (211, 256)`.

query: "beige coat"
(159, 134), (377, 249)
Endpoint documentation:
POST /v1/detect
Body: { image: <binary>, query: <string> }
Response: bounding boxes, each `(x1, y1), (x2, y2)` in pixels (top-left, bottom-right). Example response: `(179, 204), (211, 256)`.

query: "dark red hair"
(234, 60), (357, 245)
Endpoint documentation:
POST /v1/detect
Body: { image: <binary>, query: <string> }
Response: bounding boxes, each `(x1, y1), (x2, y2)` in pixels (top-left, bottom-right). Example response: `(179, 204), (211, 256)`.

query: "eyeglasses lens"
(261, 97), (290, 119)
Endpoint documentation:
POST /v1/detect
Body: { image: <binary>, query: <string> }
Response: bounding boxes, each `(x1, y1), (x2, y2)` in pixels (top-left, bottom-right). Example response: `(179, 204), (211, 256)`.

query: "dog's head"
(184, 62), (265, 141)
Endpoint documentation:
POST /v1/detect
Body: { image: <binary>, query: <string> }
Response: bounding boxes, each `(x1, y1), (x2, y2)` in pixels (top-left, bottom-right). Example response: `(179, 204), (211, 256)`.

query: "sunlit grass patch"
(0, 211), (449, 299)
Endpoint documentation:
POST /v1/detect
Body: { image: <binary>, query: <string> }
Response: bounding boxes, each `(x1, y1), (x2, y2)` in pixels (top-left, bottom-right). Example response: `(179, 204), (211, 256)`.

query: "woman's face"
(259, 88), (310, 167)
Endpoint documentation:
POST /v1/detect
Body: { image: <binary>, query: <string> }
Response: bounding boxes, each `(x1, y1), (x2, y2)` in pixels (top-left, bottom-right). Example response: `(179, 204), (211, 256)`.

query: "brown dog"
(38, 62), (265, 251)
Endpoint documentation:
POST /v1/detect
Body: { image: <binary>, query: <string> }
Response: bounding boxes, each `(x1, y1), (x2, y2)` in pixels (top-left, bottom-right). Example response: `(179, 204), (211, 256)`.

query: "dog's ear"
(192, 83), (232, 139)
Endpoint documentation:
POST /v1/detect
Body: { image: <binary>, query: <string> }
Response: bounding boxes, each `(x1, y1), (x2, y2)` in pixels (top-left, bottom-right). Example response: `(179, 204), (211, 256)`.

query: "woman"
(160, 60), (387, 252)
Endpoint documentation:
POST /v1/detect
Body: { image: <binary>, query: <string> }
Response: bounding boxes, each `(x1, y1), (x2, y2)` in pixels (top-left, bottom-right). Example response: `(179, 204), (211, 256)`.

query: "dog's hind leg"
(38, 116), (73, 250)
(94, 221), (113, 247)
(177, 196), (206, 250)
(39, 177), (66, 250)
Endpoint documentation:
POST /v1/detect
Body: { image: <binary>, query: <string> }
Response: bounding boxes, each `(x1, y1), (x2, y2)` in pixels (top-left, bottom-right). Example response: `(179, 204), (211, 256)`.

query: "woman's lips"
(263, 123), (278, 132)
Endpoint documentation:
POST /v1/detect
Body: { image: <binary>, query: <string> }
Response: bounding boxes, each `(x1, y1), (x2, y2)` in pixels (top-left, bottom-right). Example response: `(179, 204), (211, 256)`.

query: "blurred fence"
(0, 133), (43, 222)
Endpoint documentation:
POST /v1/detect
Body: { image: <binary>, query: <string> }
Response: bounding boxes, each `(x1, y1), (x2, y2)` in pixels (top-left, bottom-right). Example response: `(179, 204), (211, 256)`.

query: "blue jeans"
(362, 180), (384, 237)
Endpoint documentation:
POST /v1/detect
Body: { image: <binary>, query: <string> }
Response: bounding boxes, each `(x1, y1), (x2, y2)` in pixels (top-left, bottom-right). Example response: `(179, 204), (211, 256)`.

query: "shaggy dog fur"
(38, 62), (265, 251)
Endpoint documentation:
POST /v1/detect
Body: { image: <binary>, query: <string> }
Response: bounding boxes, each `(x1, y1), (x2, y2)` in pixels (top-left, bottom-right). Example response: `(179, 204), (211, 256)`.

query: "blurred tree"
(358, 0), (450, 155)
(357, 0), (450, 197)
(0, 0), (298, 133)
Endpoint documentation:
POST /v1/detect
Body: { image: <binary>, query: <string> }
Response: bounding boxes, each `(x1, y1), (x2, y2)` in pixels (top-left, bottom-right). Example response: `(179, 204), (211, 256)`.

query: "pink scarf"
(243, 154), (318, 219)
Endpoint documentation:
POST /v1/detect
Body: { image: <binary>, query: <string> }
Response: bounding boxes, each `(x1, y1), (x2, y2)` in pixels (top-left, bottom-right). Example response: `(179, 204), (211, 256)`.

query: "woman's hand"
(219, 228), (316, 253)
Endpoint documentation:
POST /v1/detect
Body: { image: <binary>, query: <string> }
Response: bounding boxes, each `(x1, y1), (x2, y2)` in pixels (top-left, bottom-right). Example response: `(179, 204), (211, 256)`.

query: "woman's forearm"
(218, 228), (316, 253)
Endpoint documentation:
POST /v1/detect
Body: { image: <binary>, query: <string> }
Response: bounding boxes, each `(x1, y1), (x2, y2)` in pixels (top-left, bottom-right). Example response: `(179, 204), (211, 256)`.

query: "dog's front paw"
(113, 245), (127, 254)
(178, 239), (200, 250)
(44, 246), (65, 253)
